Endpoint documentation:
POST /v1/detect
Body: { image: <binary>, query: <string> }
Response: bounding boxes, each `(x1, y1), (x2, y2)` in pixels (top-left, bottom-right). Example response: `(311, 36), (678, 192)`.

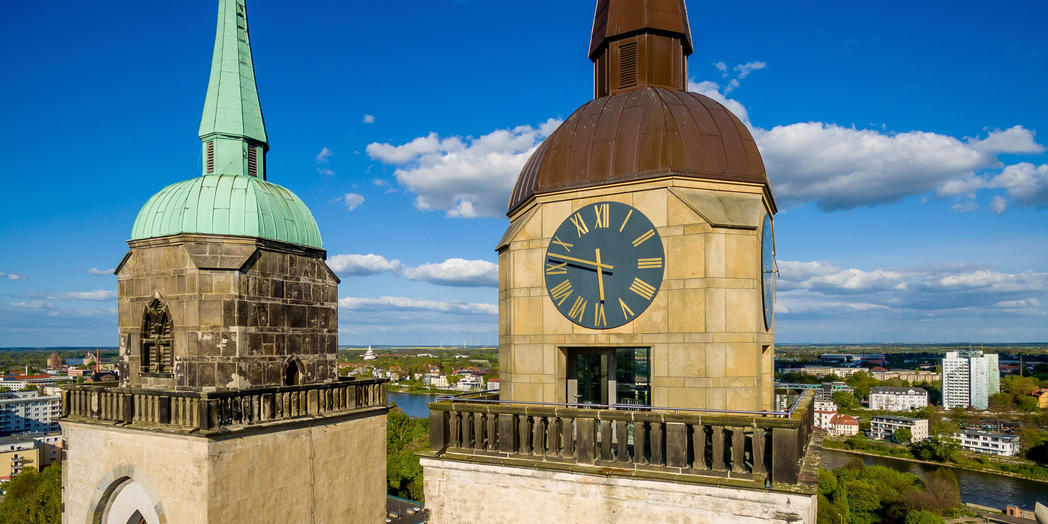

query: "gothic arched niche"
(140, 298), (173, 375)
(284, 358), (301, 386)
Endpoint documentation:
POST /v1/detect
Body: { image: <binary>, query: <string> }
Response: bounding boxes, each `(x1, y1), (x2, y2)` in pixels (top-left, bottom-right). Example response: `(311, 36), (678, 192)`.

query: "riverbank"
(825, 445), (1048, 484)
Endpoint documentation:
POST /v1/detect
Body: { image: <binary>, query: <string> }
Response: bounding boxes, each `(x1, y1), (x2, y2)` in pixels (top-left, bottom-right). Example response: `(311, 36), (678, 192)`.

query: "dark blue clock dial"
(761, 214), (775, 330)
(544, 202), (664, 329)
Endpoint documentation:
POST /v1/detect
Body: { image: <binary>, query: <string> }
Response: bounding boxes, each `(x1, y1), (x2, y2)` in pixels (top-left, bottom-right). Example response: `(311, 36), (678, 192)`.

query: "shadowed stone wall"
(116, 234), (339, 390)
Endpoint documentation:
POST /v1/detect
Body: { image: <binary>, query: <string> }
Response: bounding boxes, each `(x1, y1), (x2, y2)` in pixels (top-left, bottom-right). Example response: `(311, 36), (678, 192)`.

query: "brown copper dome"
(508, 86), (769, 214)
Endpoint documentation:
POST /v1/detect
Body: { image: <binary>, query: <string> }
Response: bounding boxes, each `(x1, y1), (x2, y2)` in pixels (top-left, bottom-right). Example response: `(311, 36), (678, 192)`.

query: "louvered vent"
(206, 141), (215, 173)
(618, 42), (638, 88)
(247, 146), (258, 177)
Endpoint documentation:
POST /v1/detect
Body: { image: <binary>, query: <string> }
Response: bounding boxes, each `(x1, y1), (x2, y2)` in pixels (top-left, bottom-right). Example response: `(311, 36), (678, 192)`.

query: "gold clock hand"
(595, 248), (605, 302)
(546, 252), (614, 270)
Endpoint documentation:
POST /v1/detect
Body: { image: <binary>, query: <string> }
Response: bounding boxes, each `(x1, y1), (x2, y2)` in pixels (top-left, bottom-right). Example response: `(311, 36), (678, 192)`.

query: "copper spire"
(589, 0), (693, 98)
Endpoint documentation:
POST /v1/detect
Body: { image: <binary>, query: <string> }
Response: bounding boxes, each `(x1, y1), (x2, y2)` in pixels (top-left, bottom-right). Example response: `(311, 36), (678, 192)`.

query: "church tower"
(422, 2), (819, 522)
(60, 2), (388, 522)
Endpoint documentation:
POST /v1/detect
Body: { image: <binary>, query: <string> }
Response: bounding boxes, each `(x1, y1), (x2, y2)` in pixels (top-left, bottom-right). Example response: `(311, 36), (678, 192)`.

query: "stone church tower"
(60, 2), (388, 522)
(422, 2), (819, 522)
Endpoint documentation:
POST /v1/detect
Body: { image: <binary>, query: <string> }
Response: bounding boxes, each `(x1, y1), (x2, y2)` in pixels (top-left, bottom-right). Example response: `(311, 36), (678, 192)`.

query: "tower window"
(248, 146), (258, 177)
(618, 41), (638, 88)
(141, 299), (173, 375)
(206, 141), (215, 174)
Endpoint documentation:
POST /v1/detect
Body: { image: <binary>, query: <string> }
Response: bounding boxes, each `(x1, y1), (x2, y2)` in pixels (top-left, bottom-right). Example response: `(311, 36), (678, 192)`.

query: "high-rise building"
(0, 391), (61, 435)
(421, 1), (820, 522)
(942, 349), (1000, 410)
(60, 2), (389, 523)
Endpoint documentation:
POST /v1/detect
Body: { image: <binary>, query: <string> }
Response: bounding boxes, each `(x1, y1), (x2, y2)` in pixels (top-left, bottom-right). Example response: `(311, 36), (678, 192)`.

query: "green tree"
(845, 371), (879, 399)
(1018, 396), (1039, 412)
(988, 392), (1013, 413)
(904, 509), (944, 524)
(894, 427), (913, 443)
(1003, 375), (1039, 398)
(912, 436), (959, 463)
(833, 391), (862, 411)
(385, 405), (429, 501)
(0, 465), (62, 524)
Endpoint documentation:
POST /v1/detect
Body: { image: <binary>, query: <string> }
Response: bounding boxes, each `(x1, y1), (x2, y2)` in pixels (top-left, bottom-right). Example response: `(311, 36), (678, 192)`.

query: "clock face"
(544, 201), (664, 329)
(761, 214), (775, 330)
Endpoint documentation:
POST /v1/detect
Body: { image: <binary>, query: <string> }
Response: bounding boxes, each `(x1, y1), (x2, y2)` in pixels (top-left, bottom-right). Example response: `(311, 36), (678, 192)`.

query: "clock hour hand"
(546, 252), (613, 271)
(595, 248), (606, 302)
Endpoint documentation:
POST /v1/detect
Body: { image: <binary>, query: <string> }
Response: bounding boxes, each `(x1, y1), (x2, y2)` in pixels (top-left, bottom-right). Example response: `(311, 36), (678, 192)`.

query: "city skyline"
(2, 1), (1047, 346)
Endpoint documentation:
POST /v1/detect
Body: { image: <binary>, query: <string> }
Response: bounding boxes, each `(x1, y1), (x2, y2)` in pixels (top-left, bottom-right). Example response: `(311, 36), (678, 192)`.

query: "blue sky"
(1, 1), (1046, 346)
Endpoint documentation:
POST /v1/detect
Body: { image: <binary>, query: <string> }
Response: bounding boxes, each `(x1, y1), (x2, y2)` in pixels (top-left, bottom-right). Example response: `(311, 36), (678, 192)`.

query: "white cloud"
(989, 162), (1048, 207)
(687, 79), (750, 127)
(0, 272), (27, 280)
(402, 258), (497, 287)
(85, 267), (115, 276)
(316, 168), (335, 177)
(47, 290), (117, 301)
(365, 120), (560, 218)
(343, 192), (365, 211)
(990, 195), (1008, 214)
(362, 114), (375, 124)
(338, 296), (497, 315)
(316, 147), (333, 163)
(971, 126), (1045, 154)
(950, 200), (978, 213)
(734, 61), (767, 80)
(327, 254), (403, 276)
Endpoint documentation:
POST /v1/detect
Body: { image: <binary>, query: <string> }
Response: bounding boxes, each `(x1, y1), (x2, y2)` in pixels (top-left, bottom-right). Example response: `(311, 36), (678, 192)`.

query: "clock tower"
(497, 0), (777, 411)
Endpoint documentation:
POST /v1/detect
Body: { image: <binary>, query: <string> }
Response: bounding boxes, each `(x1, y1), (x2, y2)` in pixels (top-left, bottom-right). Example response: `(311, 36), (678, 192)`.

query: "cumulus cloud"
(402, 258), (497, 287)
(338, 296), (497, 315)
(85, 267), (115, 276)
(0, 272), (27, 280)
(971, 126), (1045, 154)
(989, 162), (1048, 207)
(778, 260), (1048, 316)
(343, 193), (365, 211)
(327, 253), (498, 287)
(362, 114), (375, 124)
(365, 119), (561, 218)
(47, 290), (117, 301)
(990, 195), (1008, 214)
(316, 147), (333, 164)
(327, 254), (403, 276)
(710, 61), (767, 94)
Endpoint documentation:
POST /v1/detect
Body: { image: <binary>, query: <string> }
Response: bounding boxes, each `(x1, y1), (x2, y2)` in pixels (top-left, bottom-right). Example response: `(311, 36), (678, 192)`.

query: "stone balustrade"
(427, 390), (818, 491)
(61, 378), (387, 435)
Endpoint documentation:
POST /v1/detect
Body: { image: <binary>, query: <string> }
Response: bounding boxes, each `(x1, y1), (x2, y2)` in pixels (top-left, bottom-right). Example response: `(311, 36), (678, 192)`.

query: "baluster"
(634, 421), (648, 464)
(548, 417), (561, 457)
(599, 419), (613, 461)
(487, 410), (497, 451)
(462, 412), (474, 449)
(731, 426), (746, 473)
(560, 416), (573, 457)
(615, 420), (629, 463)
(449, 411), (461, 448)
(532, 416), (546, 456)
(519, 415), (532, 455)
(473, 412), (485, 450)
(691, 423), (708, 470)
(650, 421), (664, 466)
(712, 426), (726, 471)
(752, 427), (766, 475)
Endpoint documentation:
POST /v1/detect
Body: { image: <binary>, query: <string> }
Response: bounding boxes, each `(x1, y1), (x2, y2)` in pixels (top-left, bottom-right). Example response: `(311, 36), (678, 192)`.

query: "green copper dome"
(131, 174), (322, 249)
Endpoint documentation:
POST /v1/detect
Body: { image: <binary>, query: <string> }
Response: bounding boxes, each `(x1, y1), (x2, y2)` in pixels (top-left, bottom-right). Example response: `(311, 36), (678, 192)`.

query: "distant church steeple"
(198, 0), (268, 179)
(588, 0), (693, 98)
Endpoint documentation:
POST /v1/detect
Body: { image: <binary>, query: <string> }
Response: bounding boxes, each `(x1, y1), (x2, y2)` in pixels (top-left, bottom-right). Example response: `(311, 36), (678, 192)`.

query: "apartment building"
(869, 386), (928, 411)
(942, 350), (999, 410)
(0, 391), (61, 435)
(870, 415), (929, 442)
(953, 430), (1020, 456)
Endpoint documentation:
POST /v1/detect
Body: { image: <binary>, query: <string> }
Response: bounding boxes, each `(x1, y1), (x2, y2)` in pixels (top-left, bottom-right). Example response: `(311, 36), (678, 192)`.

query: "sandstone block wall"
(421, 457), (815, 524)
(116, 234), (339, 390)
(498, 178), (775, 410)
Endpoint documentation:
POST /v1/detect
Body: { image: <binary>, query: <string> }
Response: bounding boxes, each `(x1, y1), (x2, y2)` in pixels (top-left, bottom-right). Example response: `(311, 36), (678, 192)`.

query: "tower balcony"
(60, 377), (388, 436)
(425, 389), (820, 493)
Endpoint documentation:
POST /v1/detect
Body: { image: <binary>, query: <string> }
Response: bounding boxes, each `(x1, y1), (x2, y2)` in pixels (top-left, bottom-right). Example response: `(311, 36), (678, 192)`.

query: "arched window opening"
(284, 360), (300, 386)
(140, 299), (173, 375)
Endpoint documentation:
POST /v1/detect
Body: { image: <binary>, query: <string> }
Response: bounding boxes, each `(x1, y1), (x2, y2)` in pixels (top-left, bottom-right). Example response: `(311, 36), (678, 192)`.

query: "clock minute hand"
(547, 252), (613, 270)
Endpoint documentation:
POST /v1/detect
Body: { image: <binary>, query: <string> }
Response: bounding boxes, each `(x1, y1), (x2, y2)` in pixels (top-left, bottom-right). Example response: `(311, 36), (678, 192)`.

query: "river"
(822, 449), (1047, 510)
(389, 393), (1045, 509)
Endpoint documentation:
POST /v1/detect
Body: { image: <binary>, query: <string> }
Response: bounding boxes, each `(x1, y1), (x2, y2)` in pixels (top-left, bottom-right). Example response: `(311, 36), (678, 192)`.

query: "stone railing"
(61, 378), (387, 435)
(427, 390), (817, 491)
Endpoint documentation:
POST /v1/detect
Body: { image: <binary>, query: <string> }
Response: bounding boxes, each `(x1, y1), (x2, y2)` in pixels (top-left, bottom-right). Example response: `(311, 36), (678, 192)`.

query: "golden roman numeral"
(618, 297), (634, 320)
(593, 203), (609, 229)
(549, 280), (573, 306)
(632, 229), (655, 247)
(545, 261), (568, 275)
(551, 235), (573, 253)
(569, 213), (589, 238)
(629, 278), (656, 300)
(593, 302), (607, 327)
(637, 257), (663, 269)
(568, 295), (587, 323)
(619, 209), (633, 232)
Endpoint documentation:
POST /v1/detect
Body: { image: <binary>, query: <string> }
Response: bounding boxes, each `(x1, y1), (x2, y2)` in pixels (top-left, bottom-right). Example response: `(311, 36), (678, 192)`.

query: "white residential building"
(953, 430), (1020, 456)
(826, 414), (860, 437)
(870, 416), (928, 442)
(0, 391), (62, 435)
(455, 375), (485, 392)
(814, 400), (837, 430)
(0, 374), (72, 391)
(423, 374), (449, 389)
(869, 386), (928, 411)
(942, 350), (999, 410)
